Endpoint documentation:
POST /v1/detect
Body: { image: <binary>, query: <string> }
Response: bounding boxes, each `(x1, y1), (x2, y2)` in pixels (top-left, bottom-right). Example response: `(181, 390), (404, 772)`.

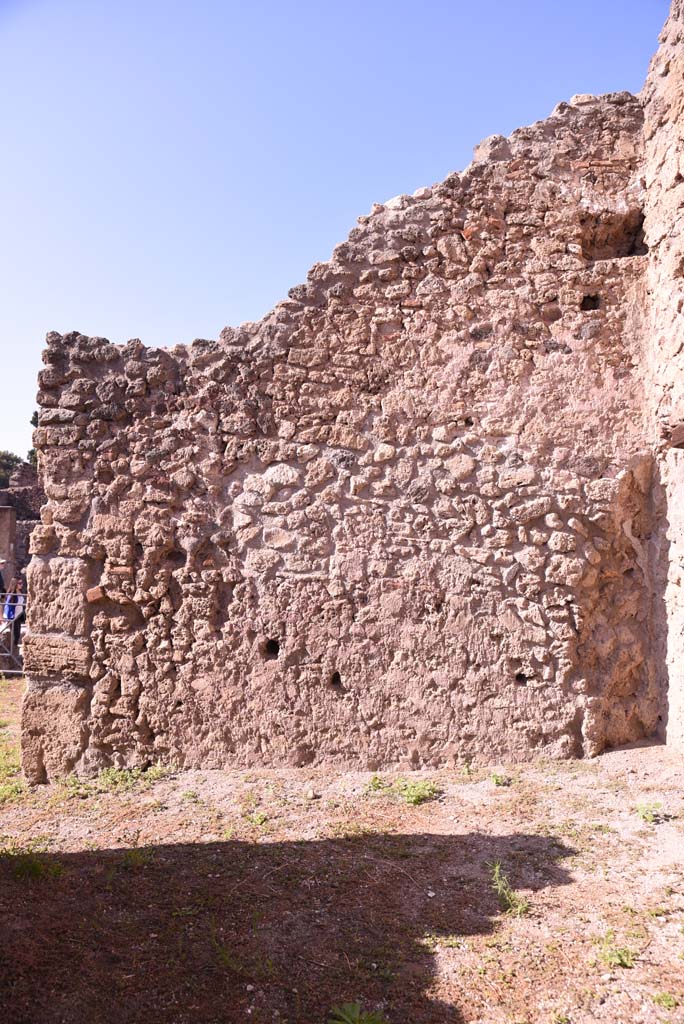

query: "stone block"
(22, 682), (89, 783)
(27, 556), (90, 635)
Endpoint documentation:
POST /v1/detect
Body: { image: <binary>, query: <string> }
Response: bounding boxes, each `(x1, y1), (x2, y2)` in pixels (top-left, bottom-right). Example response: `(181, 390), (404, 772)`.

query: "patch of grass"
(181, 789), (201, 803)
(0, 722), (25, 804)
(491, 772), (512, 787)
(366, 774), (388, 793)
(597, 929), (635, 969)
(244, 809), (268, 827)
(95, 767), (147, 792)
(328, 821), (380, 839)
(490, 861), (530, 917)
(422, 931), (463, 951)
(120, 847), (155, 870)
(653, 993), (679, 1009)
(393, 778), (441, 805)
(99, 765), (170, 791)
(635, 801), (665, 824)
(62, 764), (171, 798)
(61, 775), (94, 799)
(0, 778), (25, 804)
(0, 838), (63, 881)
(365, 775), (441, 805)
(328, 1004), (389, 1024)
(0, 742), (20, 781)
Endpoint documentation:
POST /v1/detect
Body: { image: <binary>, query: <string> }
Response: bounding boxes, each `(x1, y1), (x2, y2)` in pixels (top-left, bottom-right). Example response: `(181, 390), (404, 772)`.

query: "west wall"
(22, 37), (680, 780)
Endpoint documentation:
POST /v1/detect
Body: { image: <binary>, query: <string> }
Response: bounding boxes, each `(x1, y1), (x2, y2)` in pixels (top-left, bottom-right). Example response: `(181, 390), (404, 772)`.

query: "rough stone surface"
(641, 0), (684, 764)
(0, 462), (45, 572)
(21, 3), (684, 780)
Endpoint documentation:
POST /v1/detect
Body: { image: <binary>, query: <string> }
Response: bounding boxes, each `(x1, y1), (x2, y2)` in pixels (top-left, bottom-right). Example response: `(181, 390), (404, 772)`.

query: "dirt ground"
(1, 677), (683, 1024)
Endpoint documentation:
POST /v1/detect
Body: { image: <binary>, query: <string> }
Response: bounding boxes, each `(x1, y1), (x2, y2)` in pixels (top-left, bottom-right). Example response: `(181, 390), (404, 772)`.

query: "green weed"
(0, 779), (25, 805)
(0, 838), (63, 881)
(61, 775), (94, 799)
(635, 802), (665, 825)
(597, 929), (635, 968)
(653, 993), (678, 1009)
(491, 772), (512, 787)
(328, 1004), (389, 1024)
(120, 847), (155, 870)
(328, 821), (380, 839)
(0, 743), (20, 781)
(244, 810), (268, 827)
(422, 931), (463, 951)
(62, 764), (171, 798)
(393, 778), (441, 805)
(365, 775), (441, 804)
(0, 682), (37, 812)
(490, 861), (530, 916)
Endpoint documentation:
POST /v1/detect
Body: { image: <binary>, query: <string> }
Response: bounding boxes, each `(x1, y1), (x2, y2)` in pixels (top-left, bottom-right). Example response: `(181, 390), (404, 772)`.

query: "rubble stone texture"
(0, 463), (45, 572)
(22, 2), (684, 781)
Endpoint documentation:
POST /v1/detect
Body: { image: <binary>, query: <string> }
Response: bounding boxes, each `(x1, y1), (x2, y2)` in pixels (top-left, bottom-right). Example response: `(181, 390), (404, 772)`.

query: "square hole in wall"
(580, 209), (648, 261)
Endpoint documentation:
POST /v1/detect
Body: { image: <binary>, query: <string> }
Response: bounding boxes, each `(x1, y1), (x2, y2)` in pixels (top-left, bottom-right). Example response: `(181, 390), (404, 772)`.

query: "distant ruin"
(0, 462), (45, 574)
(22, 2), (684, 781)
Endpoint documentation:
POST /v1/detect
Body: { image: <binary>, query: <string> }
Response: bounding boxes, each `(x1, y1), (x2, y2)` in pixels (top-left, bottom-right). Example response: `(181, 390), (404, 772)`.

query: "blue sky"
(0, 0), (670, 458)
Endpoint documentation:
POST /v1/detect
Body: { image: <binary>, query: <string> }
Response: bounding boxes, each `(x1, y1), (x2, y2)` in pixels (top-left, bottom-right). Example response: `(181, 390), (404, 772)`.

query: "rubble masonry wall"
(21, 5), (684, 780)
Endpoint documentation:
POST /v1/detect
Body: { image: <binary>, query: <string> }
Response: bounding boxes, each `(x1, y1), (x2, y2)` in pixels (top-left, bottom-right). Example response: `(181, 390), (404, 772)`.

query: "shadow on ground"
(0, 831), (575, 1024)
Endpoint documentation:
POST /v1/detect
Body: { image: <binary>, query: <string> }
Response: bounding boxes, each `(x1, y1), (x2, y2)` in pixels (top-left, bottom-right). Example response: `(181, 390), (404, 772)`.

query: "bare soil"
(1, 677), (683, 1024)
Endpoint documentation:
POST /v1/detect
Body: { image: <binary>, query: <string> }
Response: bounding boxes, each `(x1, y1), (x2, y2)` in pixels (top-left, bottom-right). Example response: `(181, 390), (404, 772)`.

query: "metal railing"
(0, 592), (26, 675)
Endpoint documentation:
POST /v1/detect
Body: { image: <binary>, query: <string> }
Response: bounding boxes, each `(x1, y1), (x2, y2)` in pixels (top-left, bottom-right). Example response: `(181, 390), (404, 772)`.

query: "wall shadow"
(0, 830), (575, 1024)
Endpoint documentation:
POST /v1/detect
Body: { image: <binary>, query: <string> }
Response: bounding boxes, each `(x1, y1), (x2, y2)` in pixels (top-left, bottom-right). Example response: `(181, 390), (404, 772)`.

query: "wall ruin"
(642, 0), (684, 756)
(0, 463), (45, 573)
(22, 3), (684, 781)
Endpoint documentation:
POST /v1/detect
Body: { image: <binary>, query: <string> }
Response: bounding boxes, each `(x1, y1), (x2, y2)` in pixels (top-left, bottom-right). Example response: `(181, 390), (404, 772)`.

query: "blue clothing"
(3, 594), (23, 621)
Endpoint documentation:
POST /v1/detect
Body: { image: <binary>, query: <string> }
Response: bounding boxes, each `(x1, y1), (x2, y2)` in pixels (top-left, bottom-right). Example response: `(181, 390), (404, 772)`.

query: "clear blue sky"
(0, 0), (670, 458)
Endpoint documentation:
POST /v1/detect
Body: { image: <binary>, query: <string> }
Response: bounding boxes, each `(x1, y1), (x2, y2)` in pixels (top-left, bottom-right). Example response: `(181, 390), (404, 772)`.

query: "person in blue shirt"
(3, 577), (26, 647)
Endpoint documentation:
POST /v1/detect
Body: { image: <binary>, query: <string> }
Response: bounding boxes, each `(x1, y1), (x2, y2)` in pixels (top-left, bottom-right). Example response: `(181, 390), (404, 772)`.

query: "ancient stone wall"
(21, 4), (684, 780)
(641, 2), (684, 751)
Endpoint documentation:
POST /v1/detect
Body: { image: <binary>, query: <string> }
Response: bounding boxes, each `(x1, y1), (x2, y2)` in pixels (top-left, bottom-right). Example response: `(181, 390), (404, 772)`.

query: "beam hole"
(263, 638), (280, 660)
